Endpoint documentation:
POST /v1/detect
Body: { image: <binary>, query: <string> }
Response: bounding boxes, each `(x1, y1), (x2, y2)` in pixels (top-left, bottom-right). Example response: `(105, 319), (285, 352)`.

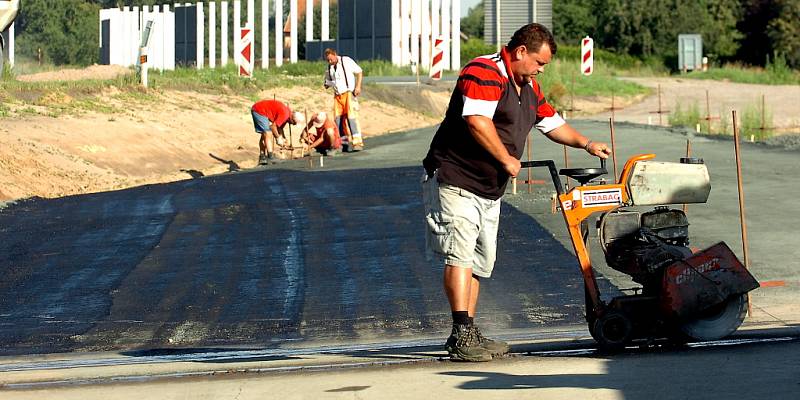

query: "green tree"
(766, 0), (800, 68)
(16, 0), (101, 65)
(590, 0), (740, 68)
(736, 0), (778, 67)
(701, 0), (741, 60)
(460, 0), (484, 39)
(553, 0), (596, 45)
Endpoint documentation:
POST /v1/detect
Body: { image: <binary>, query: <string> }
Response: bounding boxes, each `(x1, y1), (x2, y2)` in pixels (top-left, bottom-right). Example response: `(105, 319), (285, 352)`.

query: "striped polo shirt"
(423, 48), (565, 200)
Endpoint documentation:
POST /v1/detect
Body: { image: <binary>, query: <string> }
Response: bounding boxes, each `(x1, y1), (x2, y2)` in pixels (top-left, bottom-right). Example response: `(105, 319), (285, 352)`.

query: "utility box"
(678, 34), (702, 71)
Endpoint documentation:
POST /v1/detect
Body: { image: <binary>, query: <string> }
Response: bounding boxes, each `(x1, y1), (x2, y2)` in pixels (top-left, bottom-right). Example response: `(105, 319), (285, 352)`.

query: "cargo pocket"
(425, 210), (454, 257)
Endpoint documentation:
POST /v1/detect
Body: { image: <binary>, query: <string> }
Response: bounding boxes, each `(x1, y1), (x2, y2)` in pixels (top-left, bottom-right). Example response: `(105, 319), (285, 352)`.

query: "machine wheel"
(592, 311), (633, 351)
(678, 293), (748, 341)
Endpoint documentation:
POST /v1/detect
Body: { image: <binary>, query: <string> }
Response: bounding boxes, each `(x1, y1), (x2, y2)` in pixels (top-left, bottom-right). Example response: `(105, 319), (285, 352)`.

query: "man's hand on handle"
(502, 155), (522, 178)
(585, 141), (612, 159)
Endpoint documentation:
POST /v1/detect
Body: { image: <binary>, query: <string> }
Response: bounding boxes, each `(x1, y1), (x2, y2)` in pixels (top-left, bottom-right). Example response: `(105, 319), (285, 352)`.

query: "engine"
(599, 207), (694, 289)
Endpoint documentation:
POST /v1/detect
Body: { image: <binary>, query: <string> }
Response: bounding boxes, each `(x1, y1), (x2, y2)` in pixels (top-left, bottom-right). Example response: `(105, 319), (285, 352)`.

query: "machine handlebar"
(520, 157), (610, 194)
(519, 160), (564, 195)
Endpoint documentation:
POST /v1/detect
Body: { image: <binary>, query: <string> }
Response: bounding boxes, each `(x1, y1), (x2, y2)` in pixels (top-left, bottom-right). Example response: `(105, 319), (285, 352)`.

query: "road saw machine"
(522, 154), (759, 350)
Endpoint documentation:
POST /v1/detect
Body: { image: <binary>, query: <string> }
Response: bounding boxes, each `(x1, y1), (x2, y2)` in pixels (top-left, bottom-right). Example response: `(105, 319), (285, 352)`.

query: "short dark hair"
(324, 48), (338, 57)
(506, 23), (557, 55)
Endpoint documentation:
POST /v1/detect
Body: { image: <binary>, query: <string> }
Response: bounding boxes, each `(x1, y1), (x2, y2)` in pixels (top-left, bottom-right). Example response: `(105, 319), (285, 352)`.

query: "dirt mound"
(16, 64), (133, 82)
(0, 85), (442, 202)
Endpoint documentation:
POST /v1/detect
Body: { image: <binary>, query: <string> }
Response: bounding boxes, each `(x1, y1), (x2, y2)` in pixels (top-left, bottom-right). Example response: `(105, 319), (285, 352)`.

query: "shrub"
(669, 101), (701, 129)
(740, 102), (773, 141)
(460, 38), (496, 65)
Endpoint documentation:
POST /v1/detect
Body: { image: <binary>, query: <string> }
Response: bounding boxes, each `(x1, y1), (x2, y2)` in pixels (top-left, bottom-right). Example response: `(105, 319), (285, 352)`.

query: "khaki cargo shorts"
(422, 171), (501, 278)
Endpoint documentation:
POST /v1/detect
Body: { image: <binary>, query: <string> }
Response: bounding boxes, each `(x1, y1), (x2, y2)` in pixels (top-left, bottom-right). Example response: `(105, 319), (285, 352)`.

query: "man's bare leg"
(443, 264), (492, 361)
(468, 275), (480, 317)
(444, 265), (473, 312)
(260, 133), (269, 155)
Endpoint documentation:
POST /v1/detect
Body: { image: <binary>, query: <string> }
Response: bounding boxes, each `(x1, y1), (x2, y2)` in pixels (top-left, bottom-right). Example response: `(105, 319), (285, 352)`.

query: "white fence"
(99, 0), (461, 72)
(393, 0), (460, 71)
(100, 5), (175, 70)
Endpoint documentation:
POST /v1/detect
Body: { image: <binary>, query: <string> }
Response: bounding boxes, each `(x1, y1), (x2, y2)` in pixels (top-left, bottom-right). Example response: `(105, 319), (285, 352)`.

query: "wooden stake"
(563, 145), (571, 190)
(683, 139), (691, 213)
(705, 90), (711, 133)
(732, 111), (749, 268)
(761, 94), (766, 136)
(658, 84), (663, 126)
(733, 110), (752, 316)
(527, 133), (532, 193)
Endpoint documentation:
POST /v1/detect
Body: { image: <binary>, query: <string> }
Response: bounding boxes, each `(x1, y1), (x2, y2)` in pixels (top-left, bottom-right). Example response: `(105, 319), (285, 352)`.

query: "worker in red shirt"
(302, 112), (342, 156)
(251, 99), (304, 165)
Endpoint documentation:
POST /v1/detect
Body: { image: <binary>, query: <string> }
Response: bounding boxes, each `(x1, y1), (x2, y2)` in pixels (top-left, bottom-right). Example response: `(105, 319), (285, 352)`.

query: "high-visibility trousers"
(333, 91), (363, 147)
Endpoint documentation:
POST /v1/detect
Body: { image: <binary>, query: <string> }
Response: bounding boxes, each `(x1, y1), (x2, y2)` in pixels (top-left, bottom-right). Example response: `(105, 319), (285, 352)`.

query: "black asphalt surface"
(0, 126), (621, 356)
(4, 118), (798, 358)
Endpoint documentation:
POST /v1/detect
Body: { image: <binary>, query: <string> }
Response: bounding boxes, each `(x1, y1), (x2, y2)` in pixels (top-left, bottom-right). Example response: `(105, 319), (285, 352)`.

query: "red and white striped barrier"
(581, 36), (594, 76)
(430, 36), (444, 80)
(237, 24), (254, 77)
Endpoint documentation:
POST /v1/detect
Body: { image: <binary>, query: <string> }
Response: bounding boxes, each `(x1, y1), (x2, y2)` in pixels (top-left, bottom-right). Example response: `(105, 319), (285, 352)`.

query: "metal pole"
(609, 117), (617, 182)
(495, 0), (501, 52)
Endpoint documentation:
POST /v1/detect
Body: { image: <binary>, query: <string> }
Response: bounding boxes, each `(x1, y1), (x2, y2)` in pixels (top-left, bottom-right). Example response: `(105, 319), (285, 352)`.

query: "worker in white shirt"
(323, 48), (365, 152)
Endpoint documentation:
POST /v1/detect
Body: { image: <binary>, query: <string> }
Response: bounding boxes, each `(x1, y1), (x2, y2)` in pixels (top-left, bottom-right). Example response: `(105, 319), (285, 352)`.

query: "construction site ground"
(1, 69), (799, 398)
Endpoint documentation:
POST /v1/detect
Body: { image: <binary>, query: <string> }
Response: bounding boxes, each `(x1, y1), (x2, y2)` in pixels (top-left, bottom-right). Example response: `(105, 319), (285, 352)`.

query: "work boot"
(258, 153), (269, 165)
(473, 325), (510, 357)
(444, 324), (493, 362)
(266, 152), (284, 164)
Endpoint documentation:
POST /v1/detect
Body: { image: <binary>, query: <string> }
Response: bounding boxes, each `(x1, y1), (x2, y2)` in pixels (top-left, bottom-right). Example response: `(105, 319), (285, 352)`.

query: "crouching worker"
(251, 99), (304, 165)
(303, 112), (342, 156)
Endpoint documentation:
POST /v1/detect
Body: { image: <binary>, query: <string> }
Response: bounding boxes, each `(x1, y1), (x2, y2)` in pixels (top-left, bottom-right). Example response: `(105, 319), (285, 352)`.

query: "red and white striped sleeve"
(457, 58), (505, 119)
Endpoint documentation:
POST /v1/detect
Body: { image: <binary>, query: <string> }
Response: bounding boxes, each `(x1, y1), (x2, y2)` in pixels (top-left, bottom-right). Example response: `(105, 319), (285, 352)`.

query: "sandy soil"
(2, 67), (797, 203)
(15, 65), (132, 82)
(0, 72), (444, 202)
